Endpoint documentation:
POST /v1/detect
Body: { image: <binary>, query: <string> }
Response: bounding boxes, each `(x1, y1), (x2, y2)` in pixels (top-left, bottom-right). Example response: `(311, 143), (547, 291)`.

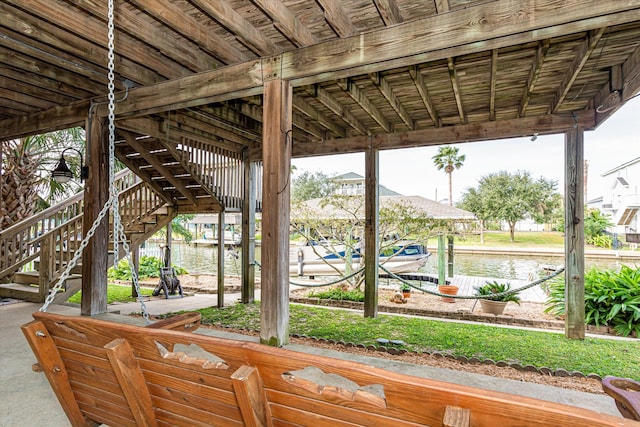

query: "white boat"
(290, 240), (430, 277)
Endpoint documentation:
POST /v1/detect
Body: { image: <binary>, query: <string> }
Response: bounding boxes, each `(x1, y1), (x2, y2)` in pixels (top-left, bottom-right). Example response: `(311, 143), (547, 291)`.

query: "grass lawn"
(67, 283), (153, 305)
(194, 302), (640, 379)
(451, 231), (565, 247)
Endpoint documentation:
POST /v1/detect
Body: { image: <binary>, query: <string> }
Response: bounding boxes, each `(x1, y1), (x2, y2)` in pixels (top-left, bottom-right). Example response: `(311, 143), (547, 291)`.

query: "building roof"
(331, 172), (402, 196)
(601, 157), (640, 177)
(292, 195), (475, 221)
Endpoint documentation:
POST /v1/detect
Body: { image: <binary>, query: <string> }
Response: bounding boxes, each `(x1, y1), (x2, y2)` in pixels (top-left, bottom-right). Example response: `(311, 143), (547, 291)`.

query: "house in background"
(331, 172), (401, 196)
(597, 157), (640, 244)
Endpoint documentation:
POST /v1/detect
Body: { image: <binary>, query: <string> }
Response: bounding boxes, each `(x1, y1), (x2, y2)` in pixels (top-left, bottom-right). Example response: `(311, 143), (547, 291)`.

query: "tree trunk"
(509, 221), (516, 242)
(447, 171), (453, 206)
(479, 219), (485, 244)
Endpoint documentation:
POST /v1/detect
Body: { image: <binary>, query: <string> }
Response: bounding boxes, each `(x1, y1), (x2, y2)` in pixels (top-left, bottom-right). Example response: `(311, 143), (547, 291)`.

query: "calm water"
(165, 242), (630, 280)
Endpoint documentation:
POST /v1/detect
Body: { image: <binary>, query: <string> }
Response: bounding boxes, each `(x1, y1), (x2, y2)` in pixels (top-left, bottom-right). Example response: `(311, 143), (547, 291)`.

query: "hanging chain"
(41, 0), (150, 323)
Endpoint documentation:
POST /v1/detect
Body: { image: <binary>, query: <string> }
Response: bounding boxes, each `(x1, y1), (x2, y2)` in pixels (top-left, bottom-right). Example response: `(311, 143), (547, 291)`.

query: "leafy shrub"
(587, 234), (613, 249)
(308, 286), (365, 302)
(545, 265), (640, 337)
(474, 281), (521, 304)
(107, 255), (187, 280)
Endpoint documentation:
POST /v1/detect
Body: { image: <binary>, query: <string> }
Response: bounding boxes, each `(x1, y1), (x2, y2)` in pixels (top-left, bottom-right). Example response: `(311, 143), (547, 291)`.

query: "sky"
(292, 95), (640, 205)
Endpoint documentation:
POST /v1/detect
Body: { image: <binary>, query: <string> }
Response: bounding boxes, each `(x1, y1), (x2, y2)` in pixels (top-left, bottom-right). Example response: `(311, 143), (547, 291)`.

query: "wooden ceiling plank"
(373, 0), (404, 25)
(70, 0), (215, 73)
(310, 84), (368, 135)
(292, 96), (347, 138)
(170, 113), (254, 149)
(519, 41), (551, 117)
(120, 131), (199, 205)
(126, 0), (246, 65)
(0, 75), (78, 106)
(369, 72), (414, 129)
(409, 65), (439, 126)
(0, 65), (93, 100)
(190, 0), (277, 56)
(113, 1), (640, 119)
(251, 0), (318, 47)
(338, 78), (392, 132)
(0, 87), (57, 110)
(550, 27), (606, 113)
(0, 2), (160, 86)
(7, 0), (192, 80)
(490, 49), (498, 121)
(316, 0), (356, 37)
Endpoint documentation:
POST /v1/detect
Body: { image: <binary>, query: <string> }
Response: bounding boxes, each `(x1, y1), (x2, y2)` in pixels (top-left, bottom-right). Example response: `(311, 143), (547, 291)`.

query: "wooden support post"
(241, 149), (256, 303)
(447, 235), (454, 277)
(364, 145), (379, 318)
(104, 338), (158, 427)
(82, 108), (109, 316)
(231, 365), (273, 427)
(21, 321), (90, 427)
(217, 211), (225, 308)
(438, 234), (446, 285)
(564, 128), (585, 339)
(260, 76), (292, 347)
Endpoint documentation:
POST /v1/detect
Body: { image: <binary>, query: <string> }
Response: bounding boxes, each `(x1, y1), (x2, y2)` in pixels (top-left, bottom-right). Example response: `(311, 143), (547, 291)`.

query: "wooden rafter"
(409, 66), (439, 126)
(307, 85), (368, 135)
(292, 96), (347, 138)
(373, 0), (403, 25)
(490, 49), (498, 121)
(190, 0), (277, 56)
(550, 28), (606, 113)
(251, 0), (318, 47)
(316, 0), (356, 37)
(338, 78), (393, 132)
(369, 72), (414, 130)
(447, 57), (466, 124)
(520, 40), (551, 117)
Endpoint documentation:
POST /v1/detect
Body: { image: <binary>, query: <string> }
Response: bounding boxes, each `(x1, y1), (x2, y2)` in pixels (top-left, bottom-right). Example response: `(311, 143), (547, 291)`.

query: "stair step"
(0, 283), (42, 303)
(13, 271), (40, 285)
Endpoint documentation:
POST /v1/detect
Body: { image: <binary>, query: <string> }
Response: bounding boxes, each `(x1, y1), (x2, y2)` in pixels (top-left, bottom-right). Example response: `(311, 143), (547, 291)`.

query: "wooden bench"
(22, 311), (635, 427)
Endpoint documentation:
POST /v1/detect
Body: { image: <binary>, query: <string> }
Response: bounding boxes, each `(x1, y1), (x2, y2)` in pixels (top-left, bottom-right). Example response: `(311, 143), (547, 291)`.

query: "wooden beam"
(251, 0), (317, 47)
(409, 65), (439, 126)
(564, 128), (585, 340)
(316, 0), (356, 37)
(520, 41), (550, 117)
(369, 72), (414, 129)
(290, 112), (595, 158)
(447, 57), (466, 124)
(106, 2), (640, 119)
(231, 365), (273, 427)
(260, 78), (292, 347)
(594, 44), (640, 126)
(119, 131), (199, 205)
(550, 28), (606, 113)
(241, 150), (257, 304)
(338, 78), (392, 132)
(373, 0), (403, 25)
(309, 84), (368, 135)
(190, 0), (277, 56)
(364, 146), (379, 318)
(0, 99), (89, 141)
(82, 110), (109, 316)
(217, 212), (225, 308)
(490, 49), (498, 121)
(292, 96), (347, 138)
(104, 339), (158, 427)
(126, 0), (246, 64)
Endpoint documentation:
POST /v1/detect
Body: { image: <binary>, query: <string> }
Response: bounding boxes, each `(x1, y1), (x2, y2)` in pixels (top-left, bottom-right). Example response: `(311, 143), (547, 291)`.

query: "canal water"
(163, 242), (631, 281)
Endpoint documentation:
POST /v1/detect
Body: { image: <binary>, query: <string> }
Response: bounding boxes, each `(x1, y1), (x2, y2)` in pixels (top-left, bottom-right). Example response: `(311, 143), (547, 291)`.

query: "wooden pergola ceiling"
(1, 0), (640, 158)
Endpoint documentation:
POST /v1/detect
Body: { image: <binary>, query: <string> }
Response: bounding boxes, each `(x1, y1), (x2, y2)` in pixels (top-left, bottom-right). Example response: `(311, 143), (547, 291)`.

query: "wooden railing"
(118, 181), (167, 229)
(0, 170), (145, 283)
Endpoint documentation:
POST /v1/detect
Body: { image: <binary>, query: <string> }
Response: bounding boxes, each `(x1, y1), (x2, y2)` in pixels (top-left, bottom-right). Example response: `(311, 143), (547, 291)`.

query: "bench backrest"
(22, 311), (632, 427)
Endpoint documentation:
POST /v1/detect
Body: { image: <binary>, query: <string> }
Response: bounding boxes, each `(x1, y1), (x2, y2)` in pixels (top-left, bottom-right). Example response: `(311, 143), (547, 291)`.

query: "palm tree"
(432, 146), (466, 206)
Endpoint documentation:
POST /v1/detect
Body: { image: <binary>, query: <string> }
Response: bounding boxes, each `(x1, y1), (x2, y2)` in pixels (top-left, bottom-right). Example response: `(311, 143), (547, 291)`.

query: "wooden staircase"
(0, 127), (251, 305)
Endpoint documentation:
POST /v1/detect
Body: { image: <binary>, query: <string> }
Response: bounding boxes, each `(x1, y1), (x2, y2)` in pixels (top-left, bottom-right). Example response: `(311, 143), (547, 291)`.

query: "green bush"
(587, 234), (613, 249)
(308, 286), (365, 302)
(107, 255), (188, 280)
(545, 265), (640, 337)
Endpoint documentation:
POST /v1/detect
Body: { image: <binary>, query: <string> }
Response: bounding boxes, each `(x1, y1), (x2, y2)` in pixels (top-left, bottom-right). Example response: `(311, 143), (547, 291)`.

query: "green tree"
(584, 209), (613, 247)
(463, 171), (559, 242)
(291, 170), (337, 202)
(458, 187), (488, 243)
(432, 146), (465, 206)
